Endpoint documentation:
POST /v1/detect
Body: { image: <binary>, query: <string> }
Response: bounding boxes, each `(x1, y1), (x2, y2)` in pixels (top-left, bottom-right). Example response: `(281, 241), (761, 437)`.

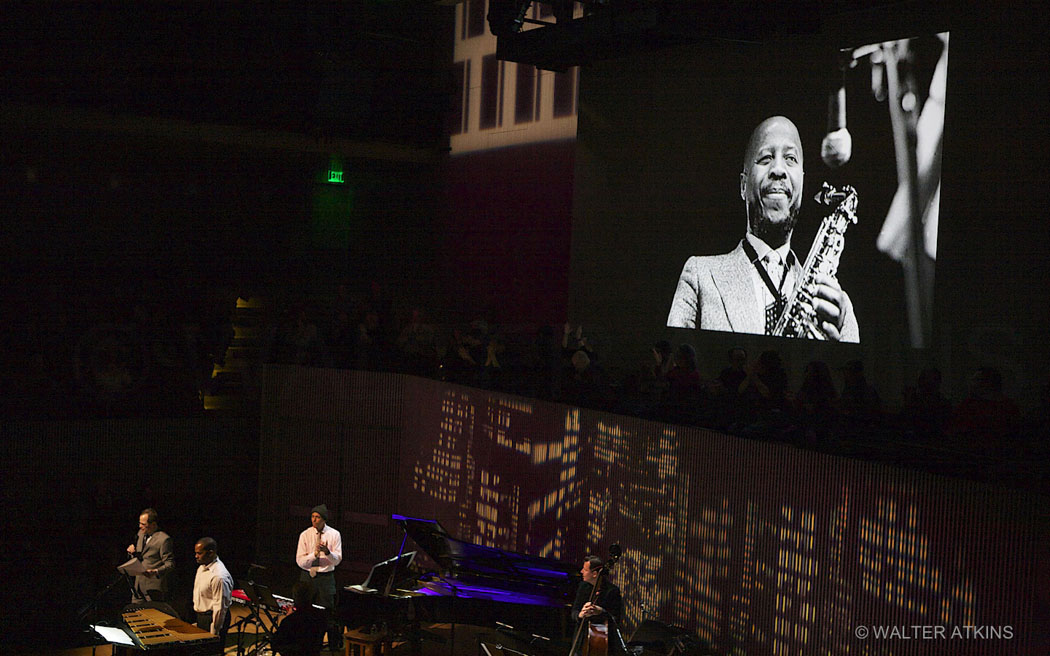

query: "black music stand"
(231, 579), (286, 656)
(364, 551), (417, 594)
(77, 571), (136, 626)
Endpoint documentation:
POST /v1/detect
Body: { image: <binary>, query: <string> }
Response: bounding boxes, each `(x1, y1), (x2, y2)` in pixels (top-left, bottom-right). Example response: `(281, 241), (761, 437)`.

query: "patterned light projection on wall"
(400, 379), (1044, 655)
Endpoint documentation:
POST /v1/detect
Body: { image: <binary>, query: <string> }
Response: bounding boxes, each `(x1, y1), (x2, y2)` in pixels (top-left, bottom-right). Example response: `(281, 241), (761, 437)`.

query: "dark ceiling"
(2, 2), (945, 152)
(2, 2), (456, 148)
(493, 1), (947, 71)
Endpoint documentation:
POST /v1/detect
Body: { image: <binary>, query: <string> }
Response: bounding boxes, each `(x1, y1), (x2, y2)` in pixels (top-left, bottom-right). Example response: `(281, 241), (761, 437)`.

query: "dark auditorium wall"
(256, 366), (408, 584)
(0, 115), (442, 420)
(436, 140), (576, 325)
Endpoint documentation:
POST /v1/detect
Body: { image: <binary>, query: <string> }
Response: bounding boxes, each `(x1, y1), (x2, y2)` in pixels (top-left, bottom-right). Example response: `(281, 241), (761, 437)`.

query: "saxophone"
(773, 182), (858, 339)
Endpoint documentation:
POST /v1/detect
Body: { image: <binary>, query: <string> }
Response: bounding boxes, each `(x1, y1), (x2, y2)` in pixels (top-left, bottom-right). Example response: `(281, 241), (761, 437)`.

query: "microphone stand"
(77, 571), (129, 626)
(882, 39), (933, 348)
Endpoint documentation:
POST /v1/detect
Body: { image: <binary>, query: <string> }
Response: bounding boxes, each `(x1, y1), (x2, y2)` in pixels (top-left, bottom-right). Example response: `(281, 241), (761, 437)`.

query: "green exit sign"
(327, 169), (344, 184)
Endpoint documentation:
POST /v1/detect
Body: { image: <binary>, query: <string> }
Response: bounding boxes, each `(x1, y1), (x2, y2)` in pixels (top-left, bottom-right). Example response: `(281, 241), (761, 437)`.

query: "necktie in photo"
(764, 253), (786, 334)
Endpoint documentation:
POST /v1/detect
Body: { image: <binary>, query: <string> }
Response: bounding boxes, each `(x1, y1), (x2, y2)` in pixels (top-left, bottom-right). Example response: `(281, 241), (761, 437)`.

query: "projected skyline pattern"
(403, 384), (1039, 654)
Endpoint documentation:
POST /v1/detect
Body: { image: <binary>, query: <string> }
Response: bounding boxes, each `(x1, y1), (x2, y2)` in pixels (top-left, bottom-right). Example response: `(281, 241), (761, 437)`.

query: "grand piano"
(338, 516), (578, 654)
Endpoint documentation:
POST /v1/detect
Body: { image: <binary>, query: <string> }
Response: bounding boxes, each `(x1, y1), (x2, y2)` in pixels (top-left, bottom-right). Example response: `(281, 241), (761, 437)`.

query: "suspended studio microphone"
(821, 63), (852, 168)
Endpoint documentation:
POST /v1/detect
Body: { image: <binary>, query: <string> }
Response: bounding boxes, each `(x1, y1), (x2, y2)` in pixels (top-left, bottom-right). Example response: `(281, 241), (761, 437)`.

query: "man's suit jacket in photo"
(666, 241), (859, 342)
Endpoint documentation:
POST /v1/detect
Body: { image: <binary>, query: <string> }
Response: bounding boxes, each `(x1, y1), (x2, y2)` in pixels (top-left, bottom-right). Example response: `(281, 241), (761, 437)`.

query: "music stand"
(365, 551), (417, 594)
(231, 579), (285, 656)
(78, 570), (136, 627)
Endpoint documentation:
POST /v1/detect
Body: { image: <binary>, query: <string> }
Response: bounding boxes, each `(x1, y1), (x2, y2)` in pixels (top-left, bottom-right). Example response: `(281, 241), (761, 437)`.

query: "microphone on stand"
(821, 54), (853, 169)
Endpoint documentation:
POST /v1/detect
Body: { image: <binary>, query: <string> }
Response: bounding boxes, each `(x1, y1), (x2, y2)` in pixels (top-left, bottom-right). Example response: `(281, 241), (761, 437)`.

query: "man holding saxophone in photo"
(667, 116), (859, 342)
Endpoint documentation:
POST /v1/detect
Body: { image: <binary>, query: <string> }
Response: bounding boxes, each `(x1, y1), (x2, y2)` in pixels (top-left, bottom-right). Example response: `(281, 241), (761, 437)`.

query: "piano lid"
(393, 515), (576, 598)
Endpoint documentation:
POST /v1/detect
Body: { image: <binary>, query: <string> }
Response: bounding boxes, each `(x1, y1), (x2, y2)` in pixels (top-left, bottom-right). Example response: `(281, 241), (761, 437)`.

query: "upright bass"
(568, 544), (626, 656)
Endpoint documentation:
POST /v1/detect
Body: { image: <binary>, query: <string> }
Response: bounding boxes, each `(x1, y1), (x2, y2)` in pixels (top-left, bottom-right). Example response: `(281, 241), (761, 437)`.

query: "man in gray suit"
(667, 116), (858, 342)
(126, 507), (175, 602)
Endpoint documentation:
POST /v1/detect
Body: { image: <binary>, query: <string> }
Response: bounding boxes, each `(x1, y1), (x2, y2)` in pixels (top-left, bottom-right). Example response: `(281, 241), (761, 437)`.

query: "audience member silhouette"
(738, 350), (790, 420)
(651, 340), (675, 382)
(659, 344), (707, 423)
(442, 325), (482, 385)
(710, 347), (749, 427)
(558, 348), (609, 409)
(480, 327), (506, 390)
(291, 307), (323, 366)
(949, 366), (1021, 455)
(899, 366), (952, 439)
(794, 360), (839, 446)
(396, 307), (438, 377)
(355, 309), (387, 371)
(837, 359), (882, 426)
(717, 347), (748, 397)
(562, 323), (595, 361)
(635, 339), (675, 409)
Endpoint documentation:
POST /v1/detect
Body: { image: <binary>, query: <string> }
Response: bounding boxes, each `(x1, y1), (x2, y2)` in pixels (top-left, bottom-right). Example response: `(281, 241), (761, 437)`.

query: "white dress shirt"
(193, 557), (234, 635)
(296, 525), (343, 574)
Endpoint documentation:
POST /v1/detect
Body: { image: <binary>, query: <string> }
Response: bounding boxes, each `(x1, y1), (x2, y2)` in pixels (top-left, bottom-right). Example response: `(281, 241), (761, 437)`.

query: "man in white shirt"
(192, 537), (234, 651)
(296, 504), (343, 650)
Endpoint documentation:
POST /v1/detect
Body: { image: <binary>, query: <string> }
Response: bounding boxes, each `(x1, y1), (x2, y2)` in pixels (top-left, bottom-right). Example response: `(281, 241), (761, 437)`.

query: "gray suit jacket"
(666, 242), (859, 342)
(134, 530), (175, 597)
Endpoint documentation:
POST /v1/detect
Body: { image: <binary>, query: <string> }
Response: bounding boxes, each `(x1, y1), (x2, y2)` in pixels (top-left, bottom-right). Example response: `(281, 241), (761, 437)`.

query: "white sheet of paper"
(118, 557), (146, 576)
(91, 624), (136, 646)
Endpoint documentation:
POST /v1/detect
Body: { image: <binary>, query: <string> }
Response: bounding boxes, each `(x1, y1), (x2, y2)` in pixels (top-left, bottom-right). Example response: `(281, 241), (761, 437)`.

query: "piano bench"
(344, 627), (392, 656)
